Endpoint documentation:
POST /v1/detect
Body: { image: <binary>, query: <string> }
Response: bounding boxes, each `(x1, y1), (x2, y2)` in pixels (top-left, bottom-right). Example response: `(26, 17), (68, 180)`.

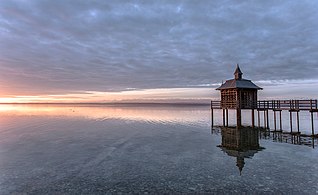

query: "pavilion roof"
(216, 78), (262, 90)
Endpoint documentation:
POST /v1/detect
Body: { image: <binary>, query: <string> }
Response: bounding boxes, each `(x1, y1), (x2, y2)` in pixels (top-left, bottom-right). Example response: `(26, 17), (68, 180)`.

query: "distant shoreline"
(0, 102), (210, 107)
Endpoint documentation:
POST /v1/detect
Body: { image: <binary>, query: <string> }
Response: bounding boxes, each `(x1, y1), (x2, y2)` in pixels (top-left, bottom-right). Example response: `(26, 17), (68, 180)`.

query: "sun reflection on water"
(0, 104), (210, 126)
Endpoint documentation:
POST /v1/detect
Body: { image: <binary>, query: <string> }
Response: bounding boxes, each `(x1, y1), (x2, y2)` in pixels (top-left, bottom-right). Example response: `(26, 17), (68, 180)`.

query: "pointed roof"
(234, 64), (243, 80)
(234, 64), (242, 75)
(216, 65), (262, 90)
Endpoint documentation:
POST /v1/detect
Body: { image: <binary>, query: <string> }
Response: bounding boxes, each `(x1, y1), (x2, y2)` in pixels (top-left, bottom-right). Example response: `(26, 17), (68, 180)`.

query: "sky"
(0, 0), (318, 103)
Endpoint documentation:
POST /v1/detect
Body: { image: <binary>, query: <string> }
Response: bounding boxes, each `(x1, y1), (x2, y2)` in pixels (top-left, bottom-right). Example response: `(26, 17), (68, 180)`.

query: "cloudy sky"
(0, 0), (318, 103)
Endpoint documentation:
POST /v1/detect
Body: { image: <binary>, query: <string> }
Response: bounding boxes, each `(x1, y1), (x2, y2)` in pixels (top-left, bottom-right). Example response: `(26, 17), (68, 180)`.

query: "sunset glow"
(1, 1), (317, 103)
(1, 79), (318, 103)
(1, 1), (318, 194)
(0, 88), (214, 103)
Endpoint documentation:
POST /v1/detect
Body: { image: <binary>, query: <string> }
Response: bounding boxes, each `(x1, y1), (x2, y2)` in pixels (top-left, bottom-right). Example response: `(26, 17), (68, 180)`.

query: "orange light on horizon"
(0, 88), (214, 104)
(0, 104), (211, 125)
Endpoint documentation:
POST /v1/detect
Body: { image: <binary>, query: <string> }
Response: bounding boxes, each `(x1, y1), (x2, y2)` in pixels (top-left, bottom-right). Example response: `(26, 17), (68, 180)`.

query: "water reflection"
(260, 130), (316, 148)
(0, 104), (210, 126)
(216, 127), (264, 175)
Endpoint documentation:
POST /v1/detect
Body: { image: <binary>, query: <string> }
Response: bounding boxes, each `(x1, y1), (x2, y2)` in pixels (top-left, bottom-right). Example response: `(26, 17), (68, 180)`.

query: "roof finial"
(234, 64), (243, 80)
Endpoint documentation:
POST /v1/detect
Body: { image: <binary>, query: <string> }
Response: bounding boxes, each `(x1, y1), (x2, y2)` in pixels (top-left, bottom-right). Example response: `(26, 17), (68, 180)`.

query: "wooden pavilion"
(216, 64), (262, 127)
(211, 65), (318, 137)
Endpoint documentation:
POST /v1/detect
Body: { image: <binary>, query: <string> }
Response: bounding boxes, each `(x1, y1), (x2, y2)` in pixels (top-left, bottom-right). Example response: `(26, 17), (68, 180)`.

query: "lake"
(0, 104), (317, 194)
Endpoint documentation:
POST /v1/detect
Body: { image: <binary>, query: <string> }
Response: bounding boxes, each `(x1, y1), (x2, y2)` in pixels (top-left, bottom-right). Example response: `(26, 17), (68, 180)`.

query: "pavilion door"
(241, 91), (253, 109)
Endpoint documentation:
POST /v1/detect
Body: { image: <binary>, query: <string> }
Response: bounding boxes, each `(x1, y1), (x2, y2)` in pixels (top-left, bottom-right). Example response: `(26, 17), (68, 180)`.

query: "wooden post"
(211, 108), (214, 128)
(236, 90), (242, 128)
(252, 109), (255, 128)
(258, 110), (260, 128)
(237, 108), (242, 128)
(297, 111), (300, 133)
(223, 109), (225, 127)
(274, 111), (277, 131)
(279, 110), (282, 131)
(264, 110), (266, 129)
(311, 111), (314, 136)
(290, 111), (293, 133)
(226, 109), (229, 127)
(266, 109), (269, 129)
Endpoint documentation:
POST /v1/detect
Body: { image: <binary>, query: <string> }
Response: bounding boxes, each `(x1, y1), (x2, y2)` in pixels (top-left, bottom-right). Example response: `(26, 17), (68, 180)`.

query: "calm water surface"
(0, 104), (318, 194)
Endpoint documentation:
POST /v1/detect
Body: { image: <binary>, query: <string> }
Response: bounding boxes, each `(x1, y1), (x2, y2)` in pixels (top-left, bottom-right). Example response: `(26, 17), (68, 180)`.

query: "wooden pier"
(211, 99), (318, 136)
(211, 65), (318, 137)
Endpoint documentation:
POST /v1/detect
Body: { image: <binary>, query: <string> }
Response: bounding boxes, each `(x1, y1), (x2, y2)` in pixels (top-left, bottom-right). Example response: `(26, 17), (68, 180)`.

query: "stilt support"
(252, 109), (255, 128)
(297, 111), (300, 133)
(311, 111), (314, 136)
(226, 109), (229, 127)
(279, 110), (282, 131)
(266, 110), (269, 130)
(263, 110), (266, 129)
(290, 111), (293, 133)
(237, 108), (242, 128)
(222, 109), (225, 127)
(258, 110), (260, 129)
(211, 108), (214, 128)
(274, 111), (277, 131)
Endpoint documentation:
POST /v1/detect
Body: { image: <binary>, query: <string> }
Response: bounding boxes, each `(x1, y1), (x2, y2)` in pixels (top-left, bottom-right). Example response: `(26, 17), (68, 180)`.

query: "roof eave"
(216, 87), (263, 90)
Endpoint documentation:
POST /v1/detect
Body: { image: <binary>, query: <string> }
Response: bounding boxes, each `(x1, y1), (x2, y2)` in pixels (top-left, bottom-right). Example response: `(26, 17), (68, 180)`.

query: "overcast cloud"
(0, 0), (318, 96)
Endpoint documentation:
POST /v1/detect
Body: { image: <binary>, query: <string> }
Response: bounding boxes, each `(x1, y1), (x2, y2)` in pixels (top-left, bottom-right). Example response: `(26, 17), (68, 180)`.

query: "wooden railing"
(257, 100), (318, 110)
(211, 101), (221, 109)
(211, 100), (318, 111)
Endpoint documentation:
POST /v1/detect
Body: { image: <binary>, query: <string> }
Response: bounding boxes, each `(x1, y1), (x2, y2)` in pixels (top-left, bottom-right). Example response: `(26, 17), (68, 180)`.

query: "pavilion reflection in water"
(218, 126), (264, 175)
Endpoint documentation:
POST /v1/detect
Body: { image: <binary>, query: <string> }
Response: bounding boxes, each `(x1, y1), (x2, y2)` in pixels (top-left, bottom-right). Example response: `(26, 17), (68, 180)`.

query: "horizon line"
(0, 102), (210, 106)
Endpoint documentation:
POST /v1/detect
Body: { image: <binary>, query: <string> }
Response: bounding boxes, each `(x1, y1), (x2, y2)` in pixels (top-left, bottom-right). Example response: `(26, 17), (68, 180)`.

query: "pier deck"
(210, 99), (318, 137)
(211, 99), (318, 111)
